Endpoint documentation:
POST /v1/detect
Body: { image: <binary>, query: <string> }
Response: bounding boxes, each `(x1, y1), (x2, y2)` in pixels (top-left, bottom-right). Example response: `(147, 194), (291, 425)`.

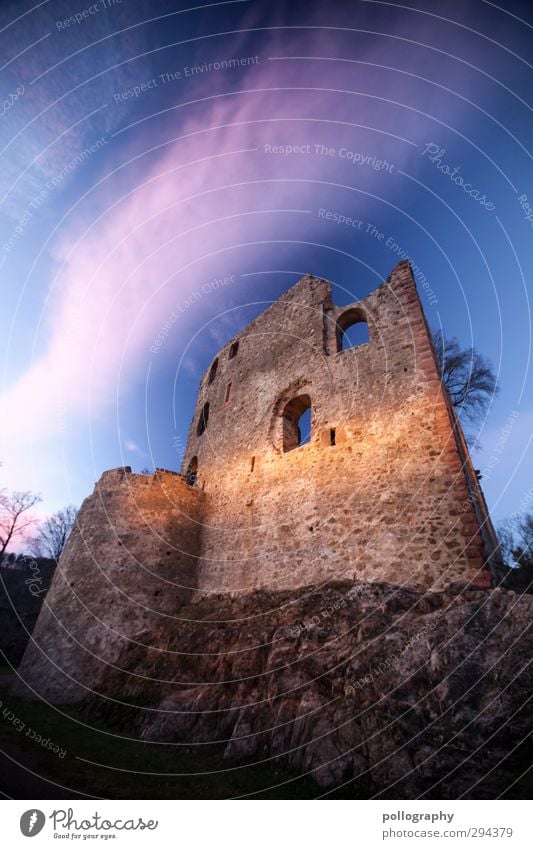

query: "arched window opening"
(197, 402), (209, 436)
(336, 308), (370, 352)
(228, 341), (239, 359)
(186, 456), (198, 486)
(208, 358), (218, 384)
(282, 394), (312, 452)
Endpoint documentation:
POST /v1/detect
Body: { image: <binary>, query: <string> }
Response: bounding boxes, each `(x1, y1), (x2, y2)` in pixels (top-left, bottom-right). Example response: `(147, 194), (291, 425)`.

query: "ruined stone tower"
(14, 260), (498, 703)
(182, 258), (497, 593)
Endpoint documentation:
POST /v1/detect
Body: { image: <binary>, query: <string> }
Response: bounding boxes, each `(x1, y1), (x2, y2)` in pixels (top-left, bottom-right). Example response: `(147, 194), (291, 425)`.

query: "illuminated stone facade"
(15, 260), (498, 702)
(184, 259), (496, 593)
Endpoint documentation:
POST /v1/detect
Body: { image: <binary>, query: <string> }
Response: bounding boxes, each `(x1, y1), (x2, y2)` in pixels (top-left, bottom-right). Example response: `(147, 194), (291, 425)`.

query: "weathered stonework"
(82, 580), (533, 797)
(14, 260), (499, 704)
(14, 468), (205, 702)
(185, 259), (497, 594)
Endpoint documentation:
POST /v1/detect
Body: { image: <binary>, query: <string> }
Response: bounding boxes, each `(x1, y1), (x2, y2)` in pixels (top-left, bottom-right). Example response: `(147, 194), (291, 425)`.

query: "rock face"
(79, 580), (533, 798)
(12, 469), (205, 703)
(12, 261), (516, 798)
(14, 261), (501, 705)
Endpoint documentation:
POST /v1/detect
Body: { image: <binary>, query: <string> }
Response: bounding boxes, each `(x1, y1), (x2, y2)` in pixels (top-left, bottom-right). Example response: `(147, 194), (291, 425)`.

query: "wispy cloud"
(0, 14), (490, 499)
(123, 439), (142, 454)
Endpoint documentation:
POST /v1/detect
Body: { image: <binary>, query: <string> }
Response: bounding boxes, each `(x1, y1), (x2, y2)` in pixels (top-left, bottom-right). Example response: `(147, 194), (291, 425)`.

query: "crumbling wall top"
(96, 466), (205, 497)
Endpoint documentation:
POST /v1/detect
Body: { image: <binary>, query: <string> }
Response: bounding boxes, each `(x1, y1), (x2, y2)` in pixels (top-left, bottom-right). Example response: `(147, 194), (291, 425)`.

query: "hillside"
(71, 579), (533, 799)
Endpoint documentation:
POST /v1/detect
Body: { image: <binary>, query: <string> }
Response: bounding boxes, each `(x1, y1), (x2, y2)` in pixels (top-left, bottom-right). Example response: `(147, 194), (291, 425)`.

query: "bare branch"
(0, 490), (42, 562)
(432, 330), (498, 423)
(30, 505), (78, 562)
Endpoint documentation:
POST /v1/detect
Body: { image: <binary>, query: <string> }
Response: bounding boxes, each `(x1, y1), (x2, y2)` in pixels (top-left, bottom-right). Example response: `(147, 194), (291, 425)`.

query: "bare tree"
(497, 519), (517, 565)
(498, 513), (533, 569)
(512, 513), (533, 569)
(31, 505), (78, 562)
(432, 330), (498, 422)
(0, 490), (42, 564)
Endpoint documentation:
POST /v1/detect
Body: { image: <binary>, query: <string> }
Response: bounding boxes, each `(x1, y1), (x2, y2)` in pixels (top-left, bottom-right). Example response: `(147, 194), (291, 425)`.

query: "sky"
(0, 0), (531, 530)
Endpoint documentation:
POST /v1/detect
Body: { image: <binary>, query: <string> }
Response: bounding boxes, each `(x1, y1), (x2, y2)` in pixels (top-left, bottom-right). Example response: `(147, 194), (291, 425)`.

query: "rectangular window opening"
(330, 428), (336, 446)
(225, 382), (232, 403)
(250, 456), (255, 473)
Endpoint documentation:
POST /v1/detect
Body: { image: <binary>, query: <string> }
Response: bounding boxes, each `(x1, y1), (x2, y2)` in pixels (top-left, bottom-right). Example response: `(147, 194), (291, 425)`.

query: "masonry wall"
(14, 260), (497, 706)
(183, 261), (494, 594)
(13, 468), (205, 703)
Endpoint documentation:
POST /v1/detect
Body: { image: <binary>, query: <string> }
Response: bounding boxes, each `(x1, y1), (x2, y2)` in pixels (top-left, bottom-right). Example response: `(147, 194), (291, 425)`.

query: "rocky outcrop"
(12, 469), (205, 703)
(78, 580), (533, 798)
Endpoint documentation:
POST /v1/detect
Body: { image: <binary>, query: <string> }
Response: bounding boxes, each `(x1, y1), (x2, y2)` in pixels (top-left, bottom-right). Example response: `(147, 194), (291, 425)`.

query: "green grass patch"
(0, 682), (318, 799)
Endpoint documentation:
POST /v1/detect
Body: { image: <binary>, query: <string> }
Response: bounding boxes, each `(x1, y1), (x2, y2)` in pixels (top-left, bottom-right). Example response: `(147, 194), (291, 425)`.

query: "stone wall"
(183, 260), (495, 594)
(13, 468), (205, 703)
(14, 261), (498, 704)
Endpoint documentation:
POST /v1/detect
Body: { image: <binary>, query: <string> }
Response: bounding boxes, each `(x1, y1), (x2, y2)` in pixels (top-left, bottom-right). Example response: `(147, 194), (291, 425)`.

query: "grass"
(0, 681), (319, 799)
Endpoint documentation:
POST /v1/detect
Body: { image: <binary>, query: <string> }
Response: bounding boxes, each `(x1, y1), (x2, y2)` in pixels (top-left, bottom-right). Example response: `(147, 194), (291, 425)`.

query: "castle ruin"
(15, 260), (499, 703)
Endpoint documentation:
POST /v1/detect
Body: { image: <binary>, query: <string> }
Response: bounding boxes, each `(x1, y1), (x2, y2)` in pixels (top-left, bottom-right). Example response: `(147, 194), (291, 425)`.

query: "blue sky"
(0, 0), (531, 528)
